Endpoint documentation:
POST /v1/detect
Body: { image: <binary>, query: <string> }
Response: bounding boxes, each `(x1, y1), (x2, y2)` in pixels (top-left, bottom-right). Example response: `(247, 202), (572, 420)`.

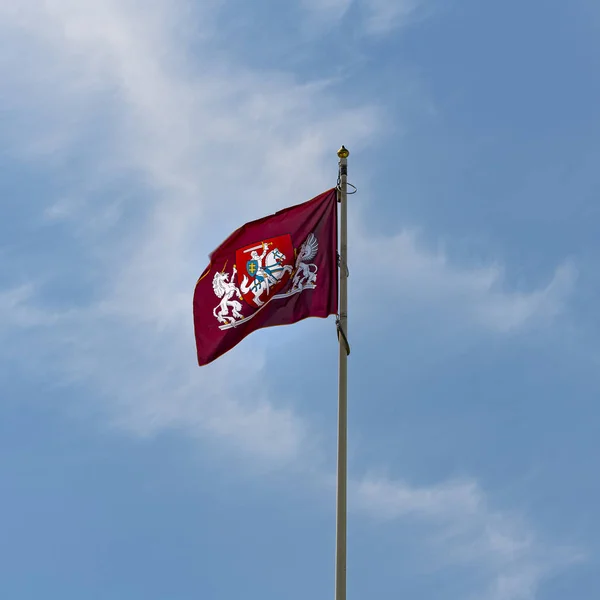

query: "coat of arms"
(233, 234), (294, 308)
(211, 232), (320, 328)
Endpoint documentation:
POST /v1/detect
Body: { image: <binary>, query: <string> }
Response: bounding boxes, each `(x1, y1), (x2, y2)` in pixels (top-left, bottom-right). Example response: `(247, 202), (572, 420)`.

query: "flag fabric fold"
(193, 188), (338, 366)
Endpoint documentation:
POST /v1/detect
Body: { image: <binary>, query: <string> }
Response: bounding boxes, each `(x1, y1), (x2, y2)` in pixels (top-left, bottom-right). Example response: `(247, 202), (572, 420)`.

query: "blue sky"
(1, 0), (599, 598)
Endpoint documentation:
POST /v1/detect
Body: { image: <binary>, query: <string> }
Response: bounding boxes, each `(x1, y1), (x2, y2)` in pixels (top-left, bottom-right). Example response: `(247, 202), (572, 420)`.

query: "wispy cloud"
(299, 0), (429, 35)
(0, 0), (375, 468)
(354, 475), (582, 600)
(352, 226), (577, 335)
(301, 0), (354, 21)
(0, 284), (57, 329)
(362, 0), (426, 35)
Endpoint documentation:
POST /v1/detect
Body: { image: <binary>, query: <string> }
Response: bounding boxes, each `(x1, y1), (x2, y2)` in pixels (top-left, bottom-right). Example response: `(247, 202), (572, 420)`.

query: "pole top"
(337, 145), (350, 159)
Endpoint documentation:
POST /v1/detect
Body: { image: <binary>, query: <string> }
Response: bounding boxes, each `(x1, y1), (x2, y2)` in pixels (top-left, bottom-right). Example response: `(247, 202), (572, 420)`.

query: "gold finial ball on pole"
(337, 145), (350, 159)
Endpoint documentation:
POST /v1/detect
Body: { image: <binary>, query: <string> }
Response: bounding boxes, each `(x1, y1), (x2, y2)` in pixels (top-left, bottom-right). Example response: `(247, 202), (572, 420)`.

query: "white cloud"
(354, 474), (582, 600)
(354, 474), (481, 518)
(351, 226), (576, 335)
(0, 0), (376, 469)
(477, 263), (576, 333)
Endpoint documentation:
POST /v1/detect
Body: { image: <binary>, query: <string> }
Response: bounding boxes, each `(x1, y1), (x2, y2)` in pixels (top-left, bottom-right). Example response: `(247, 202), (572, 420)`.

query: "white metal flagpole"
(335, 145), (350, 600)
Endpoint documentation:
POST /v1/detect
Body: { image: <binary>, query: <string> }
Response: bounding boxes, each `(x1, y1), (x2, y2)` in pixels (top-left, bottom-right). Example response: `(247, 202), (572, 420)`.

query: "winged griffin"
(212, 266), (243, 324)
(292, 233), (318, 291)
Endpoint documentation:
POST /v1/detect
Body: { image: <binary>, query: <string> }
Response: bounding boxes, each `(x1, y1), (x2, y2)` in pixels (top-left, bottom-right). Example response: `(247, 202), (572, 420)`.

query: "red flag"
(193, 189), (338, 366)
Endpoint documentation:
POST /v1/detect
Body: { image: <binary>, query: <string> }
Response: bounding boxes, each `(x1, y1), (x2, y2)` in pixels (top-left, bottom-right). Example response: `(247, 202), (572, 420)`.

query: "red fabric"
(193, 189), (338, 366)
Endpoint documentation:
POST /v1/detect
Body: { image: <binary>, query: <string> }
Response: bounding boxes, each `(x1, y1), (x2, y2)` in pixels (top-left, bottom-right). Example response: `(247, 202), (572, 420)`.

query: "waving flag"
(193, 188), (338, 366)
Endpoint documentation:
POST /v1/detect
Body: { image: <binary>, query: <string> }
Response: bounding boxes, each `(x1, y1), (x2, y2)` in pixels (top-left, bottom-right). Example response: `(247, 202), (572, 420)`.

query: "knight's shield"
(246, 259), (259, 278)
(236, 234), (294, 308)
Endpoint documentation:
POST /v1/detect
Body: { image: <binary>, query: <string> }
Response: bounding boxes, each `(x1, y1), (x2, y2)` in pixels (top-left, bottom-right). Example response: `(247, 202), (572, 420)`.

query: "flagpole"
(335, 145), (350, 600)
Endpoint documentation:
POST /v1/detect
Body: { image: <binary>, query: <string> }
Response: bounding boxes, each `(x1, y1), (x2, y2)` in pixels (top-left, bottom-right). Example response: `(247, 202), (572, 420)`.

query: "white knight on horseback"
(240, 242), (292, 306)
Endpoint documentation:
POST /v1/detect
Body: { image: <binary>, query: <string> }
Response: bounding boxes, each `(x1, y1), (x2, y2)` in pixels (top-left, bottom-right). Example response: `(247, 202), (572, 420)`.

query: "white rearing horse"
(212, 267), (243, 324)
